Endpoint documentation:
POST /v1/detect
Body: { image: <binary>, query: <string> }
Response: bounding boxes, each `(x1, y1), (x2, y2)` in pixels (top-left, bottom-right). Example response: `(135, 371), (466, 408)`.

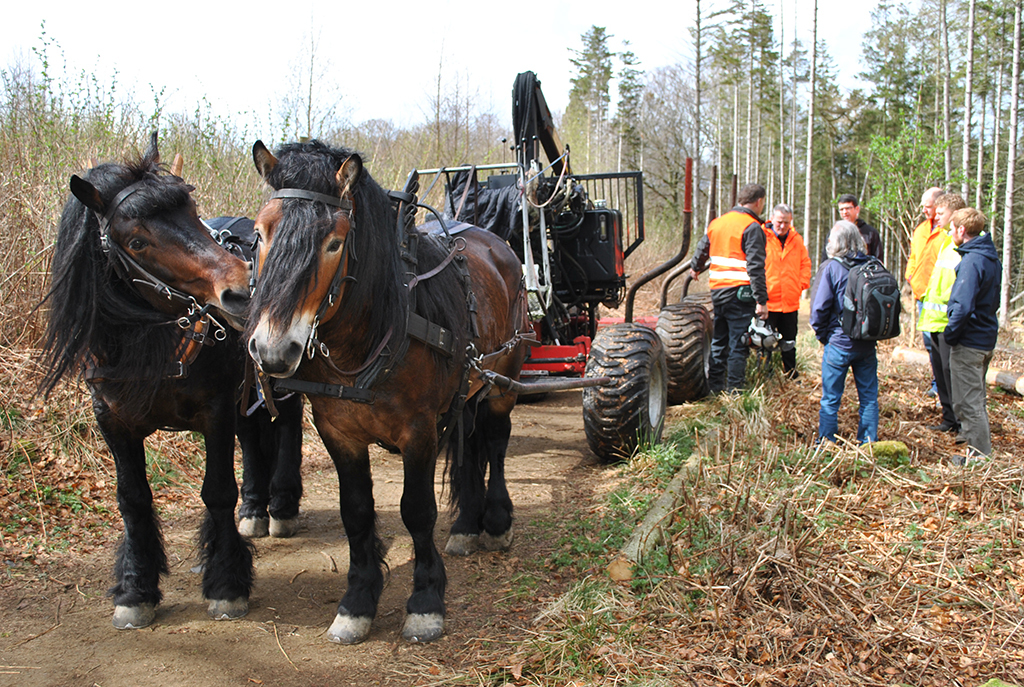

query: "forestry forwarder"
(416, 71), (713, 462)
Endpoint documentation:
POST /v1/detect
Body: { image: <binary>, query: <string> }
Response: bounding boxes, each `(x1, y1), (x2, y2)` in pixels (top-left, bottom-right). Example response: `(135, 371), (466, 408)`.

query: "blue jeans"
(818, 343), (879, 443)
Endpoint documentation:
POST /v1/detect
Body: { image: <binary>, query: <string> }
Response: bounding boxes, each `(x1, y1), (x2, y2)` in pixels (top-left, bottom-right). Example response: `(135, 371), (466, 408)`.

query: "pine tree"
(614, 45), (644, 172)
(564, 26), (615, 173)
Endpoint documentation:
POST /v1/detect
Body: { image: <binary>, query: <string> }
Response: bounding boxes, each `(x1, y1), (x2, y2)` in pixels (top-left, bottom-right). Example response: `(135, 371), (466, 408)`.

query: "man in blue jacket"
(810, 220), (878, 444)
(943, 207), (1001, 459)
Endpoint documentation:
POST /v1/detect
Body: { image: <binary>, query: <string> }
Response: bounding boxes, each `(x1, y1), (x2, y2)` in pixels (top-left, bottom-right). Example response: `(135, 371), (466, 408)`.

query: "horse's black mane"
(38, 150), (197, 408)
(250, 140), (470, 377)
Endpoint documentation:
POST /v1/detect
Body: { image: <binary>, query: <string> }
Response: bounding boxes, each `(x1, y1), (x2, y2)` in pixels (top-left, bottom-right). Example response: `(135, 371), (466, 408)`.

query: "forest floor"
(3, 314), (1024, 686)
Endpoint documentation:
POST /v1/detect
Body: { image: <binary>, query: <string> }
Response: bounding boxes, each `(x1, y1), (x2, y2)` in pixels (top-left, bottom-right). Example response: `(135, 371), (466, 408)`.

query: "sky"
(4, 0), (880, 136)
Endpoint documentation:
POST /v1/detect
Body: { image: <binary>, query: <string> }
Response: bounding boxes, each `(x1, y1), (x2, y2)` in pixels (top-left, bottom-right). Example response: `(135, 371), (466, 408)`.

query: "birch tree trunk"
(962, 0), (977, 198)
(1001, 0), (1021, 326)
(941, 0), (953, 186)
(976, 91), (986, 209)
(779, 6), (786, 204)
(746, 37), (754, 182)
(790, 0), (799, 203)
(733, 83), (740, 190)
(991, 41), (1005, 239)
(802, 0), (818, 245)
(695, 0), (702, 235)
(754, 107), (762, 182)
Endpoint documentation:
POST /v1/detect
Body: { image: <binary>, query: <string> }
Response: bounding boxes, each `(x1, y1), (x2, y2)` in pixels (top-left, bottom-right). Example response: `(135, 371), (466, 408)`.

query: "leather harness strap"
(84, 316), (214, 383)
(270, 188), (353, 211)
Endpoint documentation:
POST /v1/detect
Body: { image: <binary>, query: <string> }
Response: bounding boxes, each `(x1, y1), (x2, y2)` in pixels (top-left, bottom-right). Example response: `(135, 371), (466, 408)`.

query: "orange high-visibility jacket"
(764, 225), (811, 313)
(905, 218), (942, 300)
(707, 210), (756, 289)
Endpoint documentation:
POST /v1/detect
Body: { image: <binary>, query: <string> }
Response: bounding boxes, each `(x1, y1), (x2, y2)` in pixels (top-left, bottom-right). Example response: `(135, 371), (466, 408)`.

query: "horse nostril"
(247, 337), (263, 369)
(220, 288), (250, 313)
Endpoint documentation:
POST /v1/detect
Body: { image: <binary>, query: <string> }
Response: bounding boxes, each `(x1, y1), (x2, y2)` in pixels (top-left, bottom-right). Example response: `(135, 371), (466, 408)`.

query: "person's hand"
(755, 303), (768, 319)
(690, 269), (700, 281)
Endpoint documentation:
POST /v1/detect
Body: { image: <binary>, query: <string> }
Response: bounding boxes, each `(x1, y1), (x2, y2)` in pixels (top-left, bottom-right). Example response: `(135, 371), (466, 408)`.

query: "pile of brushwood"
(467, 332), (1024, 687)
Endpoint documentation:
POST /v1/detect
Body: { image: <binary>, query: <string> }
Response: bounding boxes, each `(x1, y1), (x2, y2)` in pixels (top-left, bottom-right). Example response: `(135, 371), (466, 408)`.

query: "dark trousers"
(766, 310), (799, 373)
(927, 331), (958, 428)
(709, 292), (755, 392)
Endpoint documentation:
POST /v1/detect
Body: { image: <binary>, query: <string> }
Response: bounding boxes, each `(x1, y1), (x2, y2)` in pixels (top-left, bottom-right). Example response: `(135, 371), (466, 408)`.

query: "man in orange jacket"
(763, 204), (812, 377)
(690, 183), (769, 393)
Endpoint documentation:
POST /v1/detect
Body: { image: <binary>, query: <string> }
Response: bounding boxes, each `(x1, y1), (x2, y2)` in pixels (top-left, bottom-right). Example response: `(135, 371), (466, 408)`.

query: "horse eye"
(128, 238), (147, 251)
(326, 239), (343, 253)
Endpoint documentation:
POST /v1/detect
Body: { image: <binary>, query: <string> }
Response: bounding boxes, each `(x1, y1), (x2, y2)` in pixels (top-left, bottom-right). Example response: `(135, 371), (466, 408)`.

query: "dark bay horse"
(200, 216), (306, 539)
(245, 139), (529, 643)
(39, 134), (261, 629)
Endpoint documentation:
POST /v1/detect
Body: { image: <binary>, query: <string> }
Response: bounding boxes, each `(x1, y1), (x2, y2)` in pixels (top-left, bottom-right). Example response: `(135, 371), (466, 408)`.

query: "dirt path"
(0, 391), (602, 687)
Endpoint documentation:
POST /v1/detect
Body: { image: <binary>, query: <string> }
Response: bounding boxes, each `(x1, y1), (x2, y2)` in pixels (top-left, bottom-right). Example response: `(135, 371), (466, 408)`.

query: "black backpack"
(837, 257), (902, 341)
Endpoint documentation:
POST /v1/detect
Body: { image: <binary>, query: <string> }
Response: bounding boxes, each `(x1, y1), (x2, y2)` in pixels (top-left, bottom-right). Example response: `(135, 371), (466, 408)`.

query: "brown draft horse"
(39, 134), (257, 629)
(245, 139), (529, 643)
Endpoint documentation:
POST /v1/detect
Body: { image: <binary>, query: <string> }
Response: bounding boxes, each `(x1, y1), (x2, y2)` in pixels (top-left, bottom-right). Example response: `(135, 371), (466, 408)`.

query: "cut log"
(891, 345), (1024, 395)
(607, 455), (700, 581)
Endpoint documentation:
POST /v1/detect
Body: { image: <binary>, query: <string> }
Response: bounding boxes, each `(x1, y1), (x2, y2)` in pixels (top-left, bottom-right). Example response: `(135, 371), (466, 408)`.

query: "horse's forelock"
(267, 140), (359, 195)
(81, 158), (191, 222)
(252, 140), (406, 355)
(248, 201), (336, 337)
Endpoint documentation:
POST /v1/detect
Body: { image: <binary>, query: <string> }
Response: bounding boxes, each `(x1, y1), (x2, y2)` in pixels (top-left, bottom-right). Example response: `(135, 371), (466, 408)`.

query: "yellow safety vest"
(918, 231), (964, 333)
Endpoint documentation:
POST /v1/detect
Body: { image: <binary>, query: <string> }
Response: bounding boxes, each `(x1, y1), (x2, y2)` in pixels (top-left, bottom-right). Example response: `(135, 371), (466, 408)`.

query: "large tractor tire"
(656, 303), (712, 404)
(680, 290), (714, 317)
(582, 323), (668, 463)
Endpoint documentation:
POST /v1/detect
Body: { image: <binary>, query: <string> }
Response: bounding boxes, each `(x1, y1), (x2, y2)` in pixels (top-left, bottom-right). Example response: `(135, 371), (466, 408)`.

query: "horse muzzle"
(247, 321), (306, 377)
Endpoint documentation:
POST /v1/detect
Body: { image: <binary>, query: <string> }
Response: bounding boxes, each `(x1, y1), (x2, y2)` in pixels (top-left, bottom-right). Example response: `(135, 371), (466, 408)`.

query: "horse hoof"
(113, 603), (156, 629)
(238, 517), (269, 538)
(480, 527), (514, 551)
(269, 516), (300, 538)
(327, 612), (372, 644)
(444, 533), (479, 556)
(208, 598), (249, 620)
(402, 613), (444, 643)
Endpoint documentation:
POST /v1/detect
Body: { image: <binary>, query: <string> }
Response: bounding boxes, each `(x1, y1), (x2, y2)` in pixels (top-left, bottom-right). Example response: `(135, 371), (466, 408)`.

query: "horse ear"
(170, 153), (184, 177)
(70, 175), (106, 215)
(144, 131), (160, 164)
(336, 155), (362, 197)
(253, 141), (278, 180)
